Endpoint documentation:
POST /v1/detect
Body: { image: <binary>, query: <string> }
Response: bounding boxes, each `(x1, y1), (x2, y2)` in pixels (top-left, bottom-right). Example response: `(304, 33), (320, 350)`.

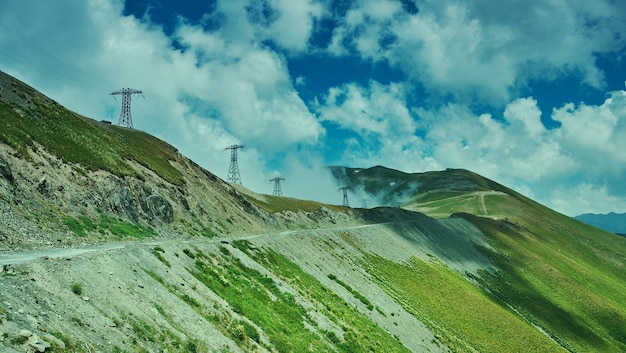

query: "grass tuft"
(71, 283), (83, 296)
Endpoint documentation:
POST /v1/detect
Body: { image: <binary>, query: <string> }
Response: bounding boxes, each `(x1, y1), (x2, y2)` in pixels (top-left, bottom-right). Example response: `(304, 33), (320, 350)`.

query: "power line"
(110, 88), (143, 128)
(0, 22), (114, 91)
(270, 177), (285, 196)
(225, 145), (244, 185)
(0, 44), (110, 93)
(338, 186), (352, 207)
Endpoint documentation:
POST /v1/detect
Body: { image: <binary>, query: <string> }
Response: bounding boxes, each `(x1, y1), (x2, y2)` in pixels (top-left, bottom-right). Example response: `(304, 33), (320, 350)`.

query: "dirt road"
(0, 220), (412, 266)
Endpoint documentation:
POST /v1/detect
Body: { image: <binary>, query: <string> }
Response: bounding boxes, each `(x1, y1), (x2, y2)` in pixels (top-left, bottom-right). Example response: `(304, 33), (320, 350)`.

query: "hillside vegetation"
(0, 72), (183, 185)
(333, 165), (626, 352)
(0, 71), (625, 353)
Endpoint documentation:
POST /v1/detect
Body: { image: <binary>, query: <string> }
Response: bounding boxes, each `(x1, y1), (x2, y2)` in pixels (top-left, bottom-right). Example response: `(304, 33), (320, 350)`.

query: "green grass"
(70, 283), (83, 296)
(231, 240), (410, 353)
(109, 304), (205, 352)
(182, 248), (195, 259)
(191, 247), (324, 352)
(63, 217), (88, 237)
(367, 255), (564, 353)
(461, 210), (626, 353)
(243, 193), (343, 213)
(63, 214), (157, 238)
(50, 331), (75, 351)
(411, 193), (483, 217)
(328, 273), (373, 310)
(371, 166), (626, 352)
(151, 246), (171, 267)
(99, 215), (157, 238)
(0, 82), (183, 185)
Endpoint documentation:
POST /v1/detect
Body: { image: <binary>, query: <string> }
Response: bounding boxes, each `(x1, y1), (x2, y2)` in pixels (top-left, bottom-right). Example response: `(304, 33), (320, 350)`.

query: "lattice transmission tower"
(270, 177), (285, 196)
(361, 198), (368, 208)
(224, 145), (244, 185)
(110, 88), (143, 128)
(338, 186), (352, 207)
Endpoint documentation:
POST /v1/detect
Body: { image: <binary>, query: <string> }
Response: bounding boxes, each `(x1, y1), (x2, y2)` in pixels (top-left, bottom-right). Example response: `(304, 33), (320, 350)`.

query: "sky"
(0, 0), (625, 216)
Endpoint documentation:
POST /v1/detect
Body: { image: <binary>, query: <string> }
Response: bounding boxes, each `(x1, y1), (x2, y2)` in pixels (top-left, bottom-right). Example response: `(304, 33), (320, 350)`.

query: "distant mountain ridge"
(575, 212), (626, 235)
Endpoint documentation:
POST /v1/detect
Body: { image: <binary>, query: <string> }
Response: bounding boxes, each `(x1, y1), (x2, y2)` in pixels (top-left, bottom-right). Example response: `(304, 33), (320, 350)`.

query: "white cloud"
(266, 0), (324, 52)
(274, 154), (342, 205)
(549, 183), (624, 217)
(316, 81), (428, 169)
(503, 97), (545, 138)
(420, 92), (626, 215)
(327, 0), (626, 102)
(0, 0), (324, 185)
(318, 81), (415, 135)
(316, 78), (626, 215)
(552, 93), (626, 172)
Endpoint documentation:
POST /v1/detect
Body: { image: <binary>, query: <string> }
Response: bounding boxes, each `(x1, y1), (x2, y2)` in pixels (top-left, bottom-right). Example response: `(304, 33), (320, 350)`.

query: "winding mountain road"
(0, 220), (410, 266)
(0, 243), (127, 266)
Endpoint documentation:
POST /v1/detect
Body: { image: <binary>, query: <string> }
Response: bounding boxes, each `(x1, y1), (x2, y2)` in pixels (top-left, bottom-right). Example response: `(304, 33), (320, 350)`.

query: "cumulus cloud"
(327, 0), (626, 103)
(315, 80), (428, 169)
(419, 91), (626, 215)
(0, 0), (325, 185)
(266, 0), (324, 52)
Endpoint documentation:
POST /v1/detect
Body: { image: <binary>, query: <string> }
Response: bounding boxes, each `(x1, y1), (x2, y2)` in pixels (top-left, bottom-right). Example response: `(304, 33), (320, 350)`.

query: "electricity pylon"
(225, 145), (244, 185)
(338, 186), (352, 207)
(361, 198), (368, 208)
(270, 177), (285, 196)
(110, 88), (143, 128)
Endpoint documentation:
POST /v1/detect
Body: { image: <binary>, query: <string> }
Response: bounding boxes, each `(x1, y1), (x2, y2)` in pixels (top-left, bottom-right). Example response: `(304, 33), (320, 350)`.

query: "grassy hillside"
(333, 165), (626, 352)
(459, 202), (626, 352)
(0, 71), (183, 185)
(331, 166), (511, 209)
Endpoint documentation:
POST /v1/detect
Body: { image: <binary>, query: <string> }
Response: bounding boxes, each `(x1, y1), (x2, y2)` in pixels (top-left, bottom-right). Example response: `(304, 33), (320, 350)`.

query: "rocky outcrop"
(0, 154), (13, 183)
(144, 194), (174, 223)
(0, 141), (286, 249)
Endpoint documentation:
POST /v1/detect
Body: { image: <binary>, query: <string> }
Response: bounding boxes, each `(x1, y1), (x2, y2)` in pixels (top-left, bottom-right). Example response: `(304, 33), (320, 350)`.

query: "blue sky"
(1, 0), (625, 216)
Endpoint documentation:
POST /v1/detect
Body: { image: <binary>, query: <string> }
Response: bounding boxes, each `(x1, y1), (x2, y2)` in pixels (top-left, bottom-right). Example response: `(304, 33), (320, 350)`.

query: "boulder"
(145, 194), (174, 223)
(37, 177), (50, 196)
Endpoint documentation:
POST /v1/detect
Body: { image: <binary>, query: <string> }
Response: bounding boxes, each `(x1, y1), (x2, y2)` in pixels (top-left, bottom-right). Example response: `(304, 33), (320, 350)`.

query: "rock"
(43, 333), (65, 349)
(111, 185), (139, 221)
(145, 194), (174, 223)
(37, 177), (49, 196)
(18, 329), (33, 338)
(0, 155), (13, 183)
(27, 334), (50, 352)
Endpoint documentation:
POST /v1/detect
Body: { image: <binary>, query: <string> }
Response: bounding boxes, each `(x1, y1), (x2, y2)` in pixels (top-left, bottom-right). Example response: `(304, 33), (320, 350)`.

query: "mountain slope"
(0, 71), (625, 353)
(332, 165), (626, 352)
